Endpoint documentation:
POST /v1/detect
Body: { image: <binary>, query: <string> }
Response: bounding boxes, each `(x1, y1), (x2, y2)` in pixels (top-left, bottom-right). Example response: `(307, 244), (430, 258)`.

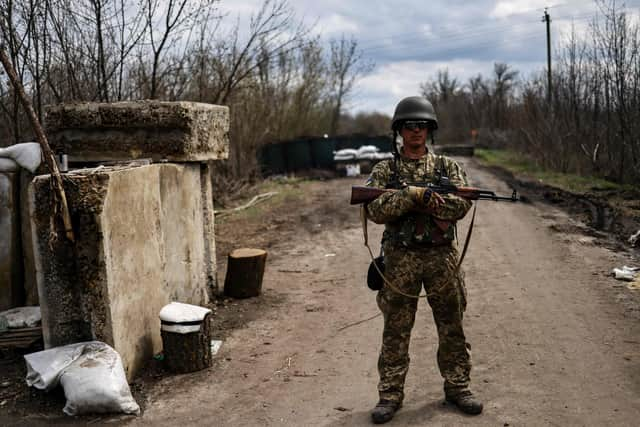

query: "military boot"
(445, 389), (483, 415)
(371, 399), (401, 424)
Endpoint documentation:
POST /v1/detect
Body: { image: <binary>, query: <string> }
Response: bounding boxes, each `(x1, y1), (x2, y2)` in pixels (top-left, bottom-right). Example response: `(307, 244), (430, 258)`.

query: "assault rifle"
(350, 182), (520, 205)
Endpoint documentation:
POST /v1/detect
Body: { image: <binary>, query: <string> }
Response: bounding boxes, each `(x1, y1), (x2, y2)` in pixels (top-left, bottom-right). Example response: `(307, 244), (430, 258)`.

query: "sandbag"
(0, 306), (41, 328)
(333, 148), (357, 161)
(60, 342), (140, 416)
(0, 142), (42, 173)
(25, 341), (140, 416)
(356, 145), (379, 157)
(0, 157), (19, 172)
(25, 342), (88, 392)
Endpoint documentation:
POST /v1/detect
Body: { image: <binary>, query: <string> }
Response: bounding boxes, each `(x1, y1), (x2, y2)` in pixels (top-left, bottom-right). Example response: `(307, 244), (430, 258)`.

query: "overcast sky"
(218, 0), (640, 115)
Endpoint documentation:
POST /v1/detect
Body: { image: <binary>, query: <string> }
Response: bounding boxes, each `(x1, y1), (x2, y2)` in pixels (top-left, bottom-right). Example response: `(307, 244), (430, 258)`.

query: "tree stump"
(224, 248), (268, 298)
(161, 313), (212, 374)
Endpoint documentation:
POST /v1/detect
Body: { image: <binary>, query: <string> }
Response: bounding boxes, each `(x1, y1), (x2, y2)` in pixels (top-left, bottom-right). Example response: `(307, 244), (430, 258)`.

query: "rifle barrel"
(350, 185), (520, 204)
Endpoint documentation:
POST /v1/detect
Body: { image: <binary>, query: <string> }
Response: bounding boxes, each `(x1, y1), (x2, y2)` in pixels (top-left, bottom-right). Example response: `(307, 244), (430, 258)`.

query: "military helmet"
(391, 96), (438, 131)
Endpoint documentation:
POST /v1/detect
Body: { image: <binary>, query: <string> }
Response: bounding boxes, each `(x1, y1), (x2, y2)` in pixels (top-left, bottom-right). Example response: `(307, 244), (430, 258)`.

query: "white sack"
(612, 265), (639, 281)
(25, 342), (88, 391)
(334, 154), (356, 161)
(0, 306), (41, 328)
(0, 142), (42, 173)
(356, 145), (379, 156)
(334, 148), (358, 156)
(25, 341), (140, 416)
(159, 302), (211, 323)
(0, 157), (19, 172)
(160, 301), (211, 334)
(60, 342), (140, 416)
(333, 148), (357, 161)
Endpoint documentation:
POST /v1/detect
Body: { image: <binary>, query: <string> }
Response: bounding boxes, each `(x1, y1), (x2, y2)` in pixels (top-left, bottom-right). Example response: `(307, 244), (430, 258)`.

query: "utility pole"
(542, 8), (552, 105)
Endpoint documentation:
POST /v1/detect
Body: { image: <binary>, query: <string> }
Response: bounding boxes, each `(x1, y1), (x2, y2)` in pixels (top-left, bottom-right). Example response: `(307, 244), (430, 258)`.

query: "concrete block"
(45, 101), (229, 162)
(0, 172), (24, 311)
(200, 162), (218, 298)
(30, 163), (215, 379)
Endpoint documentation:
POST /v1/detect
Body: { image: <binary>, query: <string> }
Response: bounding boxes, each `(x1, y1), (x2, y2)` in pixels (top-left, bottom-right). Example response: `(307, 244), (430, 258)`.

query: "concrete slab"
(30, 163), (215, 379)
(45, 101), (229, 162)
(0, 172), (24, 311)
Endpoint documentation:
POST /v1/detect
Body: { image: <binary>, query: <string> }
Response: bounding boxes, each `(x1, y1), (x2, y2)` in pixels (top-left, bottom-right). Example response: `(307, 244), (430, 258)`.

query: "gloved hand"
(407, 186), (445, 210)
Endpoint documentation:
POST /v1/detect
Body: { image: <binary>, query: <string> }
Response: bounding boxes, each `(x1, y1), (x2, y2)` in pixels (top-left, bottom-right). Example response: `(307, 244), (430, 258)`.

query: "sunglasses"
(402, 121), (430, 131)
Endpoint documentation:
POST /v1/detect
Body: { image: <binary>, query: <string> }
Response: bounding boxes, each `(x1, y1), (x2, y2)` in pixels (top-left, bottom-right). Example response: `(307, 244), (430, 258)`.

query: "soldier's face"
(400, 126), (428, 149)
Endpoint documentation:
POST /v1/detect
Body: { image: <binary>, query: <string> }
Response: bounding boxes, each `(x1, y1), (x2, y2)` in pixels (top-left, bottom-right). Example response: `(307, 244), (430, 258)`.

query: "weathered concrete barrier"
(30, 163), (217, 379)
(20, 170), (39, 306)
(0, 172), (23, 311)
(46, 101), (229, 162)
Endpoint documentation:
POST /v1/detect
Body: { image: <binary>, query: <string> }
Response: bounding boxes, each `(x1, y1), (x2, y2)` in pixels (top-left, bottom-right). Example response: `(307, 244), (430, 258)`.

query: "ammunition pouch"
(367, 256), (385, 291)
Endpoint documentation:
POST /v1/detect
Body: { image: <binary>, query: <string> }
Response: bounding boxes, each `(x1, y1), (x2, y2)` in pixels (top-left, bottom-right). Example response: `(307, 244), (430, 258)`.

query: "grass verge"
(474, 148), (626, 193)
(215, 177), (310, 222)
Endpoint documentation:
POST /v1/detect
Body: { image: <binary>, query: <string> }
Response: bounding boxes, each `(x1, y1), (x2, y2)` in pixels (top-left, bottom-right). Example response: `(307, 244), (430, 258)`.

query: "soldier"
(365, 96), (483, 423)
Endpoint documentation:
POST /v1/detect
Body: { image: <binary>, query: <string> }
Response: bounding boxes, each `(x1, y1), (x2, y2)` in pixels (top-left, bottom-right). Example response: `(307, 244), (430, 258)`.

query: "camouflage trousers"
(376, 242), (471, 404)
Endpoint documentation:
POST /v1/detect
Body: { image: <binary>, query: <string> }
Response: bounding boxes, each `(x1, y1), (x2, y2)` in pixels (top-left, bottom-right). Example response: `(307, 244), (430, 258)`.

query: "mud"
(482, 164), (640, 250)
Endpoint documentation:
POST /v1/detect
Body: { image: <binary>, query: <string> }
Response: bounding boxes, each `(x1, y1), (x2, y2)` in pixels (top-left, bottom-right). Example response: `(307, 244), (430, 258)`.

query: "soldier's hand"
(407, 186), (445, 210)
(426, 190), (445, 209)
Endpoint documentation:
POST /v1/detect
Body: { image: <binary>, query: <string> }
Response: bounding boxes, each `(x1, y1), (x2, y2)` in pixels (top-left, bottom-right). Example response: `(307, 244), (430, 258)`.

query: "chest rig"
(385, 153), (455, 246)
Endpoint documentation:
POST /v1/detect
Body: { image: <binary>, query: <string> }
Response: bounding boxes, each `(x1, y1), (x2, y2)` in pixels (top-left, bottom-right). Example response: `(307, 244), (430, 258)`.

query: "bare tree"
(209, 0), (309, 105)
(328, 35), (371, 135)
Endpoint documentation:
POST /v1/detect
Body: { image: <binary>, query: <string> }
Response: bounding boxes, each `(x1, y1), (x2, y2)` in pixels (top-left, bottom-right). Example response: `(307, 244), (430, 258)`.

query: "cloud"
(351, 58), (544, 114)
(490, 0), (548, 19)
(316, 13), (360, 35)
(208, 0), (640, 114)
(352, 60), (495, 114)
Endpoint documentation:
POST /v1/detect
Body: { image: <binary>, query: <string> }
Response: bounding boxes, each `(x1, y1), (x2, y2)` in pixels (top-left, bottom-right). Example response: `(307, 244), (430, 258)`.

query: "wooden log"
(161, 313), (212, 374)
(223, 248), (268, 298)
(0, 326), (43, 349)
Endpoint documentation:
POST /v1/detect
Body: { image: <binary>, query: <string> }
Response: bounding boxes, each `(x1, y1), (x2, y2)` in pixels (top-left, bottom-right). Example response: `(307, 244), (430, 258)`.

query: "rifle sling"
(361, 205), (427, 299)
(360, 203), (477, 300)
(456, 203), (477, 269)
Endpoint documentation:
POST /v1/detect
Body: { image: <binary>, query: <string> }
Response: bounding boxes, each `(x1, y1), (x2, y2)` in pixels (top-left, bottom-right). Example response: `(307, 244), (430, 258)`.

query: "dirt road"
(3, 159), (638, 426)
(126, 159), (640, 426)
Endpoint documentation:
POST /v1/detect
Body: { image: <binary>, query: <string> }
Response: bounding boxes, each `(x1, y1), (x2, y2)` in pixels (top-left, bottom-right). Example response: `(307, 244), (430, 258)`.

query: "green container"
(310, 138), (336, 169)
(259, 143), (286, 175)
(285, 139), (313, 171)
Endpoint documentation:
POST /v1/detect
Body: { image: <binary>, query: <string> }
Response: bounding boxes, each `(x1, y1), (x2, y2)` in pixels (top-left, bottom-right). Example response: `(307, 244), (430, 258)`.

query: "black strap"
(456, 203), (477, 269)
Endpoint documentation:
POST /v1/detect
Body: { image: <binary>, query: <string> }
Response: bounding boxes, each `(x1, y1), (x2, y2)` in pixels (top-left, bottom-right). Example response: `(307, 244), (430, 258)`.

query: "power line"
(358, 11), (598, 54)
(360, 17), (596, 58)
(358, 32), (545, 69)
(352, 1), (640, 52)
(408, 32), (546, 63)
(352, 2), (621, 49)
(359, 18), (537, 50)
(354, 4), (558, 47)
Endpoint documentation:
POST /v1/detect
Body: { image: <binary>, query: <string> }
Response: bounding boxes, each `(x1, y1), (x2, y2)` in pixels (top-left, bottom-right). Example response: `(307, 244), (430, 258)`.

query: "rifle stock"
(350, 186), (392, 204)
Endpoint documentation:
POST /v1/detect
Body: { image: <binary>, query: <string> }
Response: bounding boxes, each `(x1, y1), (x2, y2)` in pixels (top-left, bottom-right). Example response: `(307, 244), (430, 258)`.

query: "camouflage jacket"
(365, 151), (472, 247)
